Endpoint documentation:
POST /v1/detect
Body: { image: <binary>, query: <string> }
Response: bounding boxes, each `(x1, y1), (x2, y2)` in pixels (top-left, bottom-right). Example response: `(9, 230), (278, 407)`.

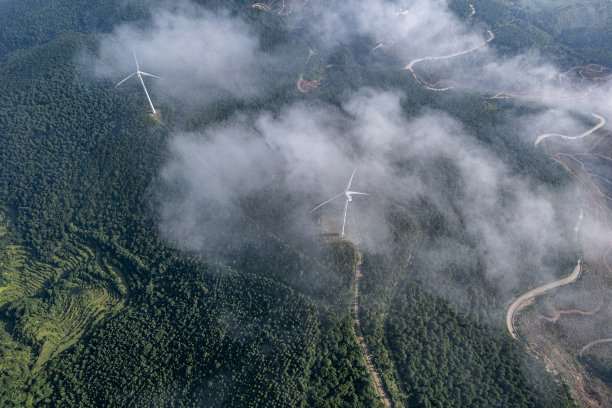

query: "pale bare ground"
(534, 113), (606, 146)
(354, 251), (392, 407)
(580, 338), (612, 357)
(506, 257), (582, 340)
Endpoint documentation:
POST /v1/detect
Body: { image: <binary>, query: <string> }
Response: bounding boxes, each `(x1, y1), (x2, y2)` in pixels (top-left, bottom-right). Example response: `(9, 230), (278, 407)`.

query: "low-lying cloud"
(92, 2), (283, 107)
(156, 88), (581, 300)
(86, 0), (609, 313)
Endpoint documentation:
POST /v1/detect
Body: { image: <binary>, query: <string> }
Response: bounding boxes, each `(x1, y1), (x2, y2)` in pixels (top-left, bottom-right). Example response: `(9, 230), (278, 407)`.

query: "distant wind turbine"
(309, 169), (369, 237)
(115, 50), (161, 114)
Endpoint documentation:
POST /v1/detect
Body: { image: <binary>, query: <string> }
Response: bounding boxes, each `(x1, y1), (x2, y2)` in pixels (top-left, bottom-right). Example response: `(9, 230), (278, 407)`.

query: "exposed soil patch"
(297, 74), (323, 92)
(251, 0), (309, 16)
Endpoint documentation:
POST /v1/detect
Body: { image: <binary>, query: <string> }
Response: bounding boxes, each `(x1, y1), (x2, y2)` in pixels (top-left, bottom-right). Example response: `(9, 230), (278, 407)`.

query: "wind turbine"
(115, 50), (161, 114)
(309, 169), (369, 237)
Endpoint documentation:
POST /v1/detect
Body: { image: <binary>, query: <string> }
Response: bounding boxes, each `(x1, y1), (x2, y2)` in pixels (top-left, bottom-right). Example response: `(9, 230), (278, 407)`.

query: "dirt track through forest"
(395, 3), (610, 405)
(506, 258), (582, 340)
(354, 251), (392, 407)
(534, 113), (606, 146)
(402, 29), (494, 91)
(580, 338), (612, 357)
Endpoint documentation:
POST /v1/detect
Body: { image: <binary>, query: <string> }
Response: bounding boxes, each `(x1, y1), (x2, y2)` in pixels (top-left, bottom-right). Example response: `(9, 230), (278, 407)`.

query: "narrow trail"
(354, 251), (392, 407)
(506, 257), (582, 340)
(540, 285), (605, 324)
(580, 338), (612, 357)
(534, 113), (606, 146)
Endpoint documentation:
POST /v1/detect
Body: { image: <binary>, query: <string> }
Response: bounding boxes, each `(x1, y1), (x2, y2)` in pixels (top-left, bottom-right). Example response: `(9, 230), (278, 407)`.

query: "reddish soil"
(297, 74), (323, 92)
(251, 0), (309, 16)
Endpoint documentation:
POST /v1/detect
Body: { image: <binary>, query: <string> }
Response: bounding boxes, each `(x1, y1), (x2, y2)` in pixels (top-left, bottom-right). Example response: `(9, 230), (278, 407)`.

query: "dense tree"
(0, 0), (594, 406)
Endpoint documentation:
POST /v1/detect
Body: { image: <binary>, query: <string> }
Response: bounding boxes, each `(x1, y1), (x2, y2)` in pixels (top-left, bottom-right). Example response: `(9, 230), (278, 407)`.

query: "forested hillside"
(1, 0), (605, 406)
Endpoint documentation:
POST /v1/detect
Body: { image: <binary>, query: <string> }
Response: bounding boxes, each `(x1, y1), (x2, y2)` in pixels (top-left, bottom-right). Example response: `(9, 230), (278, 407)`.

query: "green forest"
(0, 0), (606, 406)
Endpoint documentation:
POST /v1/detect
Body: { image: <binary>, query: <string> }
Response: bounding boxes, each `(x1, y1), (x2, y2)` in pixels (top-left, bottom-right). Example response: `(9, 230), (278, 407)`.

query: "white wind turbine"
(115, 50), (161, 114)
(309, 169), (369, 237)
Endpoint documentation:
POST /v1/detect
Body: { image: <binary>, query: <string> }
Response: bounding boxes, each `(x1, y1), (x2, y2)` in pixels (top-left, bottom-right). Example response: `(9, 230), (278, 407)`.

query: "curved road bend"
(354, 251), (392, 407)
(506, 257), (582, 340)
(579, 338), (612, 357)
(534, 113), (606, 146)
(403, 29), (494, 77)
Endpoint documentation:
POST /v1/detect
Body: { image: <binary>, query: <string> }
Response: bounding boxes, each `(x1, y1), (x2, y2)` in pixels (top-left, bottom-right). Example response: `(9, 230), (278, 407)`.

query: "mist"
(155, 86), (583, 306)
(91, 1), (300, 109)
(85, 0), (609, 312)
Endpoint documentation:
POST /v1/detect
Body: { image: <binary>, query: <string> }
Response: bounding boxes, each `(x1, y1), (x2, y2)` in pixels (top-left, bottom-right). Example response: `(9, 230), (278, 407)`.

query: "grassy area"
(0, 209), (129, 383)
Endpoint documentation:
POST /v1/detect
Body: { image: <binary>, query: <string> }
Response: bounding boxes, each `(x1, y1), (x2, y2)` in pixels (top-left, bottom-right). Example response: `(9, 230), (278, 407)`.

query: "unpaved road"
(580, 338), (612, 357)
(403, 29), (494, 72)
(506, 257), (582, 340)
(534, 113), (606, 146)
(402, 29), (494, 91)
(354, 251), (392, 407)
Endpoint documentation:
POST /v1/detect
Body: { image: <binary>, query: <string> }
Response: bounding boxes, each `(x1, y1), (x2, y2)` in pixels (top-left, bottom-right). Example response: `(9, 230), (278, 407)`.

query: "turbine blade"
(340, 198), (349, 236)
(309, 193), (344, 213)
(347, 192), (369, 196)
(115, 72), (136, 88)
(133, 50), (140, 71)
(345, 168), (357, 191)
(139, 71), (162, 79)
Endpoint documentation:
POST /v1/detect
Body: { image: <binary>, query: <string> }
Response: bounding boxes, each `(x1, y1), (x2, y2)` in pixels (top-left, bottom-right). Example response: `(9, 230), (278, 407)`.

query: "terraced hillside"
(0, 209), (129, 395)
(0, 212), (56, 306)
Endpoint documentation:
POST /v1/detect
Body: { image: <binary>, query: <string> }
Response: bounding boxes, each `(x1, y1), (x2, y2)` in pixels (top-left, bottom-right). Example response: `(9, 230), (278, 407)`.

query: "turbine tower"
(115, 50), (161, 114)
(309, 169), (369, 237)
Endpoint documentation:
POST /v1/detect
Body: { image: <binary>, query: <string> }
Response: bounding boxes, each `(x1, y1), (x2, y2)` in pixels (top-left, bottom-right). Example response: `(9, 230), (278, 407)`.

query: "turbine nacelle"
(345, 191), (369, 202)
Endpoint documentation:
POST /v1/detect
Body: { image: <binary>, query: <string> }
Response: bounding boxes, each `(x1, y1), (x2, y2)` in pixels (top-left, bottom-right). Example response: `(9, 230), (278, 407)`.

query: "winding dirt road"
(354, 251), (392, 407)
(393, 3), (611, 404)
(506, 257), (582, 340)
(534, 113), (606, 146)
(402, 29), (494, 91)
(580, 338), (612, 357)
